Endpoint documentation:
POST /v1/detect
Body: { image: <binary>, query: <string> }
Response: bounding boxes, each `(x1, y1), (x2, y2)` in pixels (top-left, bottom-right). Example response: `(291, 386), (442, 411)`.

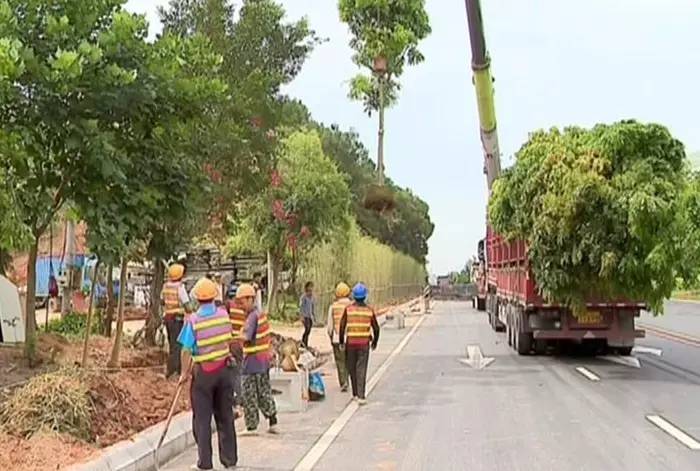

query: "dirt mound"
(89, 370), (190, 447)
(0, 431), (96, 471)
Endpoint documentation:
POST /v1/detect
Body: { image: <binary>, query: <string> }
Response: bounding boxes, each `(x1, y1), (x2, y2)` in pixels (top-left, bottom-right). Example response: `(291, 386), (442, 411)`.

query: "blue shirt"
(178, 302), (218, 355)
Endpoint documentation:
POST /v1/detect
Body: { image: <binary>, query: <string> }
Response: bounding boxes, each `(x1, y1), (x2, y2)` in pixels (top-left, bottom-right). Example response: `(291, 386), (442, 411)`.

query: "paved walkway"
(162, 313), (423, 470)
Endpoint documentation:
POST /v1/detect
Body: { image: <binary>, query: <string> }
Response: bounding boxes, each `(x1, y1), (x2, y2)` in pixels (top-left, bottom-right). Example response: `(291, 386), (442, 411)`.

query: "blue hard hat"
(352, 283), (368, 300)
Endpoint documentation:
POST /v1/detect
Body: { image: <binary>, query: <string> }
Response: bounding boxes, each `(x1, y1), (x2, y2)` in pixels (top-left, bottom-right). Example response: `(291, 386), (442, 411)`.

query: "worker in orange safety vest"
(238, 283), (278, 435)
(161, 263), (192, 379)
(326, 282), (352, 391)
(178, 277), (237, 470)
(225, 284), (245, 417)
(339, 283), (380, 406)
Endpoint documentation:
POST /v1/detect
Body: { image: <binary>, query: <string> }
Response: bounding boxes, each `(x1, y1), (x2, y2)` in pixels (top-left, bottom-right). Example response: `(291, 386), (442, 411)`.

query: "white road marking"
(646, 415), (700, 450)
(632, 345), (663, 356)
(575, 366), (601, 382)
(600, 354), (641, 368)
(293, 313), (428, 471)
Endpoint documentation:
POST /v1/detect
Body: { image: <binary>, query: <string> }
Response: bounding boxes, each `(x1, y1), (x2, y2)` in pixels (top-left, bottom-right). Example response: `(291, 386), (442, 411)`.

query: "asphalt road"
(312, 301), (700, 471)
(162, 300), (700, 470)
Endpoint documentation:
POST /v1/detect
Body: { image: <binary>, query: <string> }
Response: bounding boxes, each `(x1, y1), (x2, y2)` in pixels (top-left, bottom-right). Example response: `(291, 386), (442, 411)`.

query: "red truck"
(464, 0), (645, 355)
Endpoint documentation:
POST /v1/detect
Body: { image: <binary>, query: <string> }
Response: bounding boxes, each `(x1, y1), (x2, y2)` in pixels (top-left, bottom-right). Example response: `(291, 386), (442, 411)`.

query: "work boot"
(357, 398), (367, 406)
(268, 415), (278, 434)
(190, 465), (211, 471)
(239, 429), (258, 437)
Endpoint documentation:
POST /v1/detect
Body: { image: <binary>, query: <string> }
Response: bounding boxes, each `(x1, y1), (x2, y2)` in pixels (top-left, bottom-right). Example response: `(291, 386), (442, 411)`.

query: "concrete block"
(395, 311), (406, 330)
(270, 370), (307, 413)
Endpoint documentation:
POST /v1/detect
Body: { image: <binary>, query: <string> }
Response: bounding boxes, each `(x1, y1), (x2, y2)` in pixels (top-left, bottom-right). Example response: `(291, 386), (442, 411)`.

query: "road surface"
(163, 300), (700, 470)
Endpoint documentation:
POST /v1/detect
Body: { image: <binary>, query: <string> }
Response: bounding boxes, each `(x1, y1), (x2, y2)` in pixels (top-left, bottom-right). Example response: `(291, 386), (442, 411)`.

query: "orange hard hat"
(335, 282), (350, 298)
(192, 277), (219, 301)
(168, 264), (185, 281)
(235, 283), (256, 299)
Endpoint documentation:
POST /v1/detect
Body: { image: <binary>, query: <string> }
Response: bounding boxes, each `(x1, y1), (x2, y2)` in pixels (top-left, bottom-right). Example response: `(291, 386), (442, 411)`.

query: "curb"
(67, 412), (194, 471)
(69, 296), (424, 471)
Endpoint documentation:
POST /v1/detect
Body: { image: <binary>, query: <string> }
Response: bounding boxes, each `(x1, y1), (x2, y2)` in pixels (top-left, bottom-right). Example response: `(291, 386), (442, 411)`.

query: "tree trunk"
(266, 250), (282, 315)
(103, 264), (115, 337)
(24, 238), (39, 363)
(377, 75), (386, 184)
(61, 219), (75, 317)
(107, 258), (128, 368)
(145, 257), (164, 346)
(81, 259), (100, 368)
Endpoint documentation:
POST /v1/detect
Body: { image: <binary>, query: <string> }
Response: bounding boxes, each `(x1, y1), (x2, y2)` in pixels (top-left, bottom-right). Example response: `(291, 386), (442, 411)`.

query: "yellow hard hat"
(335, 282), (350, 298)
(168, 264), (185, 281)
(192, 277), (219, 301)
(236, 283), (256, 299)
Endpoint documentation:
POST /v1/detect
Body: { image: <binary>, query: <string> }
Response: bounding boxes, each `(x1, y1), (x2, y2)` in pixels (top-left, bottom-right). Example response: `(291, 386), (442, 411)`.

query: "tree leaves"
(489, 120), (692, 313)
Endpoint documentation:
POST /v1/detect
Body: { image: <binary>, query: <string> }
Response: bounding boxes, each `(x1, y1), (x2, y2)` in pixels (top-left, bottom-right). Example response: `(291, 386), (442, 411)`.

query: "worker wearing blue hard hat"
(339, 282), (380, 405)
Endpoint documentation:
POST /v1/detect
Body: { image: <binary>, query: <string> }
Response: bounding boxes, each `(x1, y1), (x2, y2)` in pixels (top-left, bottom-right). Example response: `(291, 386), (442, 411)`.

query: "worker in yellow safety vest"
(161, 263), (192, 379)
(225, 284), (245, 417)
(237, 283), (278, 435)
(339, 283), (380, 406)
(326, 282), (352, 392)
(178, 278), (237, 470)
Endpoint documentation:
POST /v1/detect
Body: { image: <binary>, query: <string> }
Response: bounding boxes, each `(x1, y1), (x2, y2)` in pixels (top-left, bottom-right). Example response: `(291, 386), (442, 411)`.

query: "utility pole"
(61, 219), (75, 316)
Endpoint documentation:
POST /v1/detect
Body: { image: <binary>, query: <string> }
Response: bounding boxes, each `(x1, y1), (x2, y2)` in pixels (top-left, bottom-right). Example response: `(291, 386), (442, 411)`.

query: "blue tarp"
(35, 255), (86, 297)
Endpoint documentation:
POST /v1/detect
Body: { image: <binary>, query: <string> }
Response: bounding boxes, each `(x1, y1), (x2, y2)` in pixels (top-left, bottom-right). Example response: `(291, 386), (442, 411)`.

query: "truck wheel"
(517, 332), (533, 355)
(534, 339), (547, 355)
(477, 297), (486, 311)
(506, 321), (512, 346)
(616, 346), (633, 356)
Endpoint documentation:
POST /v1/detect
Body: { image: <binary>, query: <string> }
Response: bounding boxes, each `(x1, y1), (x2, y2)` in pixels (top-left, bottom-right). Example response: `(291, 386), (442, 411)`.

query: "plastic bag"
(308, 371), (325, 401)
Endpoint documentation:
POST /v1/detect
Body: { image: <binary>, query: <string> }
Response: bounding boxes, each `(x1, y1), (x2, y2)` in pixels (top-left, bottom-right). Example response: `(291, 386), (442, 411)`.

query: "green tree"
(0, 0), (172, 361)
(243, 130), (351, 311)
(339, 0), (431, 183)
(159, 0), (320, 242)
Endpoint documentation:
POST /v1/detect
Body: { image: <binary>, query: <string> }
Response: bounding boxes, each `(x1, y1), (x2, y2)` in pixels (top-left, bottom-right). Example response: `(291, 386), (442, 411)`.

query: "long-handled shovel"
(155, 362), (193, 470)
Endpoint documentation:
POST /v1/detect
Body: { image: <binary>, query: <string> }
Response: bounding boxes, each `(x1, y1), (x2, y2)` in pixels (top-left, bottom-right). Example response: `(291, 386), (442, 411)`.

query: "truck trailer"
(463, 0), (645, 355)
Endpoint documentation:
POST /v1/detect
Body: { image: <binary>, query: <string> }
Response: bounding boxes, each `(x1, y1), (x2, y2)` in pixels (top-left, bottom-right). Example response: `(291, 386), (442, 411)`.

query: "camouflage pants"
(242, 372), (277, 431)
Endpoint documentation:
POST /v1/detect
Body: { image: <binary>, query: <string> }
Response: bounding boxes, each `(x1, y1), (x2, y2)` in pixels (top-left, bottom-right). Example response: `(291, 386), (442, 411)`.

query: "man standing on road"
(161, 263), (191, 379)
(238, 283), (278, 435)
(339, 283), (380, 406)
(178, 278), (237, 471)
(327, 282), (352, 392)
(299, 281), (316, 348)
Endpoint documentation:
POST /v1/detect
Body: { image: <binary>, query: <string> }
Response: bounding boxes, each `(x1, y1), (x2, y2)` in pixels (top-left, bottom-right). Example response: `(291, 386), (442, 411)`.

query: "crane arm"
(464, 0), (501, 191)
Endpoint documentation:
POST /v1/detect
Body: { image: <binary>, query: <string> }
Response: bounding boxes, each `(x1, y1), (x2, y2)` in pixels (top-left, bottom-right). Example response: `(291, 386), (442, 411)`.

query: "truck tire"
(476, 297), (486, 311)
(515, 313), (532, 355)
(616, 346), (633, 356)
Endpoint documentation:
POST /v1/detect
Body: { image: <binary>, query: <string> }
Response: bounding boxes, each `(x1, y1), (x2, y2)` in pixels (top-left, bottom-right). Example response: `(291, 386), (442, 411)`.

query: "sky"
(125, 0), (700, 276)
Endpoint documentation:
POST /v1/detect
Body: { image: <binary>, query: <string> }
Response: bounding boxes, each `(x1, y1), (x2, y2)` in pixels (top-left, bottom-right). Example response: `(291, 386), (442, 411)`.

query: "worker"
(339, 283), (380, 406)
(299, 281), (316, 348)
(326, 282), (352, 392)
(225, 284), (245, 418)
(237, 283), (278, 435)
(161, 263), (191, 379)
(177, 277), (237, 470)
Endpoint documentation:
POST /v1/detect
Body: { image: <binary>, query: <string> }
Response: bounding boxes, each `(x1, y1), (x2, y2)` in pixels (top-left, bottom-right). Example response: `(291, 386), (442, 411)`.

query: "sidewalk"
(162, 313), (423, 470)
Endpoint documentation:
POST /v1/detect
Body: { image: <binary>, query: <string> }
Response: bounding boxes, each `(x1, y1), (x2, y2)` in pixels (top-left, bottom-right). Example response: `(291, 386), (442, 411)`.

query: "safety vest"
(162, 281), (185, 320)
(345, 304), (374, 347)
(192, 306), (232, 372)
(243, 311), (271, 361)
(227, 300), (246, 340)
(331, 298), (352, 335)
